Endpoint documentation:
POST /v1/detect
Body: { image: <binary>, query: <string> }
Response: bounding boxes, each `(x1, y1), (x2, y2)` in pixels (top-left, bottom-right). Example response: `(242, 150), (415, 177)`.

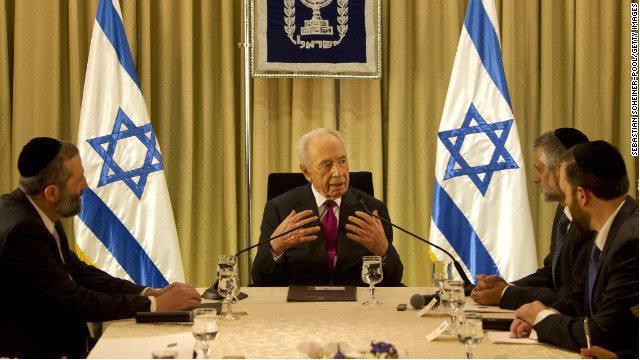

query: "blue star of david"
(87, 108), (163, 199)
(438, 103), (519, 196)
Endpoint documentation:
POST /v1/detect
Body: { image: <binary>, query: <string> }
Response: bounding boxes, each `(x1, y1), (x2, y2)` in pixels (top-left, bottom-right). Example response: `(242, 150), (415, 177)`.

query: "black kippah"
(17, 137), (62, 177)
(554, 128), (589, 149)
(573, 140), (627, 180)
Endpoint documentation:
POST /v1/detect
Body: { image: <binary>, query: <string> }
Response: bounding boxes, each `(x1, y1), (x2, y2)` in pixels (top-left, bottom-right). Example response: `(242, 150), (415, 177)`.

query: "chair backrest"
(266, 171), (374, 201)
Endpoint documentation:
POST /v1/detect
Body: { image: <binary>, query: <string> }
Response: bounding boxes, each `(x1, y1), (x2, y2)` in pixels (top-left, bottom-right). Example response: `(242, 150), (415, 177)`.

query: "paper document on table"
(287, 285), (357, 302)
(87, 331), (194, 359)
(488, 331), (538, 345)
(464, 301), (515, 313)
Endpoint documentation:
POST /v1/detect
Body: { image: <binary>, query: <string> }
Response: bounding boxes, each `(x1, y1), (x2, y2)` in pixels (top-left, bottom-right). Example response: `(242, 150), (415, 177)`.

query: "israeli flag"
(429, 0), (537, 282)
(74, 0), (185, 288)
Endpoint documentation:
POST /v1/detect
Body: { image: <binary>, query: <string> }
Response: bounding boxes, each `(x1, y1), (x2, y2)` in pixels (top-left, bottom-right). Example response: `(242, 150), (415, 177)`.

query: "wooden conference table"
(89, 287), (578, 359)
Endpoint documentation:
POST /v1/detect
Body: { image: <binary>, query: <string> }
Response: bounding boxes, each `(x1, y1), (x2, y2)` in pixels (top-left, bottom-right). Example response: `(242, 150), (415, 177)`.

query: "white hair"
(297, 128), (347, 167)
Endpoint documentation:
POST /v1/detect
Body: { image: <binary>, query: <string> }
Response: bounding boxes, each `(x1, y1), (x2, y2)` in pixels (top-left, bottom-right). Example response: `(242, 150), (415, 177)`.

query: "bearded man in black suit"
(0, 137), (201, 358)
(511, 141), (638, 356)
(251, 128), (403, 286)
(470, 128), (594, 309)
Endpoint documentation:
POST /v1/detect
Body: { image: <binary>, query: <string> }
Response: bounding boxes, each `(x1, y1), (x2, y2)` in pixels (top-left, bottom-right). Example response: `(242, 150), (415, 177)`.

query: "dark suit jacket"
(251, 185), (403, 286)
(500, 204), (595, 309)
(0, 188), (151, 358)
(534, 196), (639, 353)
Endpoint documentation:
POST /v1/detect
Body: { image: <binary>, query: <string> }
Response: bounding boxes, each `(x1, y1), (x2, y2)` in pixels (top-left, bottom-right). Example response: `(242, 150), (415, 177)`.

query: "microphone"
(203, 205), (330, 300)
(358, 197), (473, 288)
(410, 293), (440, 309)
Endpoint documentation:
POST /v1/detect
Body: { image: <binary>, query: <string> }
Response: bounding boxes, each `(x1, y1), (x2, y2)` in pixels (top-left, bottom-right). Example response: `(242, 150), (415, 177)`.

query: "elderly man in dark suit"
(251, 128), (403, 286)
(511, 141), (638, 355)
(470, 128), (594, 309)
(0, 137), (201, 358)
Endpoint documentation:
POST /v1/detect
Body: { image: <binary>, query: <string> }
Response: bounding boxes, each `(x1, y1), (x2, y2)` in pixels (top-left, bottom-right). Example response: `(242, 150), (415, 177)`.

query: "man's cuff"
(534, 308), (559, 325)
(271, 249), (284, 263)
(529, 309), (558, 341)
(500, 283), (514, 298)
(140, 287), (156, 312)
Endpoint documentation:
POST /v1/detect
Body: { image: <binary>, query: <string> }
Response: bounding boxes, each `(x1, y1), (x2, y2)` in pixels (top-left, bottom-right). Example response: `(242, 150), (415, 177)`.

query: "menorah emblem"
(300, 0), (334, 36)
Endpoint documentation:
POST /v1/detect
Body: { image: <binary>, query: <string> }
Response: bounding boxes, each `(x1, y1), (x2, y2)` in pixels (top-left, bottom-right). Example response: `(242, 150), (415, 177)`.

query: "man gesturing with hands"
(252, 128), (403, 286)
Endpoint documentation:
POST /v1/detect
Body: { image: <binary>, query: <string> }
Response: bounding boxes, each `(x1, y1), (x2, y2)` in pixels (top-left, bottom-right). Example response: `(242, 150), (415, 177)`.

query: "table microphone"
(204, 205), (330, 299)
(235, 205), (328, 257)
(410, 293), (440, 309)
(358, 197), (473, 289)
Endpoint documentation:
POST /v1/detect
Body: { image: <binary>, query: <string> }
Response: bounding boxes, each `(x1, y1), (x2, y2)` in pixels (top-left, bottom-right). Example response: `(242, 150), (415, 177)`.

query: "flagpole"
(241, 0), (253, 283)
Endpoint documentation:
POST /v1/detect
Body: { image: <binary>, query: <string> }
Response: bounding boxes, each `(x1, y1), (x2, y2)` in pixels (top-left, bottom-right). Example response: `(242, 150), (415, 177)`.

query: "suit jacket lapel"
(15, 189), (67, 267)
(600, 196), (636, 268)
(593, 196), (637, 305)
(55, 222), (73, 271)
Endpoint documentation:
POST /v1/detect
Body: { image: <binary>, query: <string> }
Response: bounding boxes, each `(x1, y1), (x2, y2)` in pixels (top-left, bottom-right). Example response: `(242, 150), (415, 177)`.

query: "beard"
(540, 173), (563, 203)
(55, 188), (83, 218)
(540, 186), (563, 203)
(568, 195), (591, 232)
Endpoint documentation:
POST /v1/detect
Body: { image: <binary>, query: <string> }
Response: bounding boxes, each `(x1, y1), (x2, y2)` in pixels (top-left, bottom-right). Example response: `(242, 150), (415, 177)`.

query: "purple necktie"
(322, 200), (338, 272)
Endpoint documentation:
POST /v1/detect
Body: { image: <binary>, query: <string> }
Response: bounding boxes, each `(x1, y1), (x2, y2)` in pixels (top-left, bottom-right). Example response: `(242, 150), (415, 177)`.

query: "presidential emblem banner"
(428, 0), (537, 282)
(74, 0), (185, 288)
(252, 0), (381, 77)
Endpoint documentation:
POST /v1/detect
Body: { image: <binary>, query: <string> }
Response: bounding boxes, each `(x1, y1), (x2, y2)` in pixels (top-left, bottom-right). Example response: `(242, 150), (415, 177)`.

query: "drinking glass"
(431, 260), (452, 312)
(431, 260), (452, 293)
(190, 308), (218, 359)
(441, 280), (466, 335)
(457, 312), (484, 359)
(361, 255), (383, 306)
(217, 255), (240, 321)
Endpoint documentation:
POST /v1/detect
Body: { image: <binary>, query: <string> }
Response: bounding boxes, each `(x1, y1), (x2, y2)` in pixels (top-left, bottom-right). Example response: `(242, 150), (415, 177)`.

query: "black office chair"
(266, 171), (374, 201)
(202, 172), (376, 297)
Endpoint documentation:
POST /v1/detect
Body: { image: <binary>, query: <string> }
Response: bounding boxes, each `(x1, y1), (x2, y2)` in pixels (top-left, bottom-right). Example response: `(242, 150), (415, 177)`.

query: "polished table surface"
(90, 287), (578, 359)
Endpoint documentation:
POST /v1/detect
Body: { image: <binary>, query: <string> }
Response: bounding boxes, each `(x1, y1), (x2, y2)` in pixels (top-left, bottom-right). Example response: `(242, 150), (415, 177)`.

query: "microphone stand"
(358, 198), (473, 288)
(203, 206), (329, 299)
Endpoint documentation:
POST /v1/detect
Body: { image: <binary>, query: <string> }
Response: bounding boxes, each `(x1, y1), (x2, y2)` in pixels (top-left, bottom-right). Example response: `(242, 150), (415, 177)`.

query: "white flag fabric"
(429, 0), (537, 282)
(74, 0), (184, 287)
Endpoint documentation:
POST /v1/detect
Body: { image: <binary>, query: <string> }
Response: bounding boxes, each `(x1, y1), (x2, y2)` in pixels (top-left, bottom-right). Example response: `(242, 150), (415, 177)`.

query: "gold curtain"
(1, 0), (637, 288)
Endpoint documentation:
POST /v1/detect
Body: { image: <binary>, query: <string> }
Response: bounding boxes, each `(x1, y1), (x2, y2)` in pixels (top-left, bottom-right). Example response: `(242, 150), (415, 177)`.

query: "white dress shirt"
(272, 185), (342, 266)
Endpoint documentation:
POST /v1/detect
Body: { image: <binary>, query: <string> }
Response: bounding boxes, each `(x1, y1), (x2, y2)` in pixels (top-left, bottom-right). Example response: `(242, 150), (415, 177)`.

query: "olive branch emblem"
(284, 0), (348, 48)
